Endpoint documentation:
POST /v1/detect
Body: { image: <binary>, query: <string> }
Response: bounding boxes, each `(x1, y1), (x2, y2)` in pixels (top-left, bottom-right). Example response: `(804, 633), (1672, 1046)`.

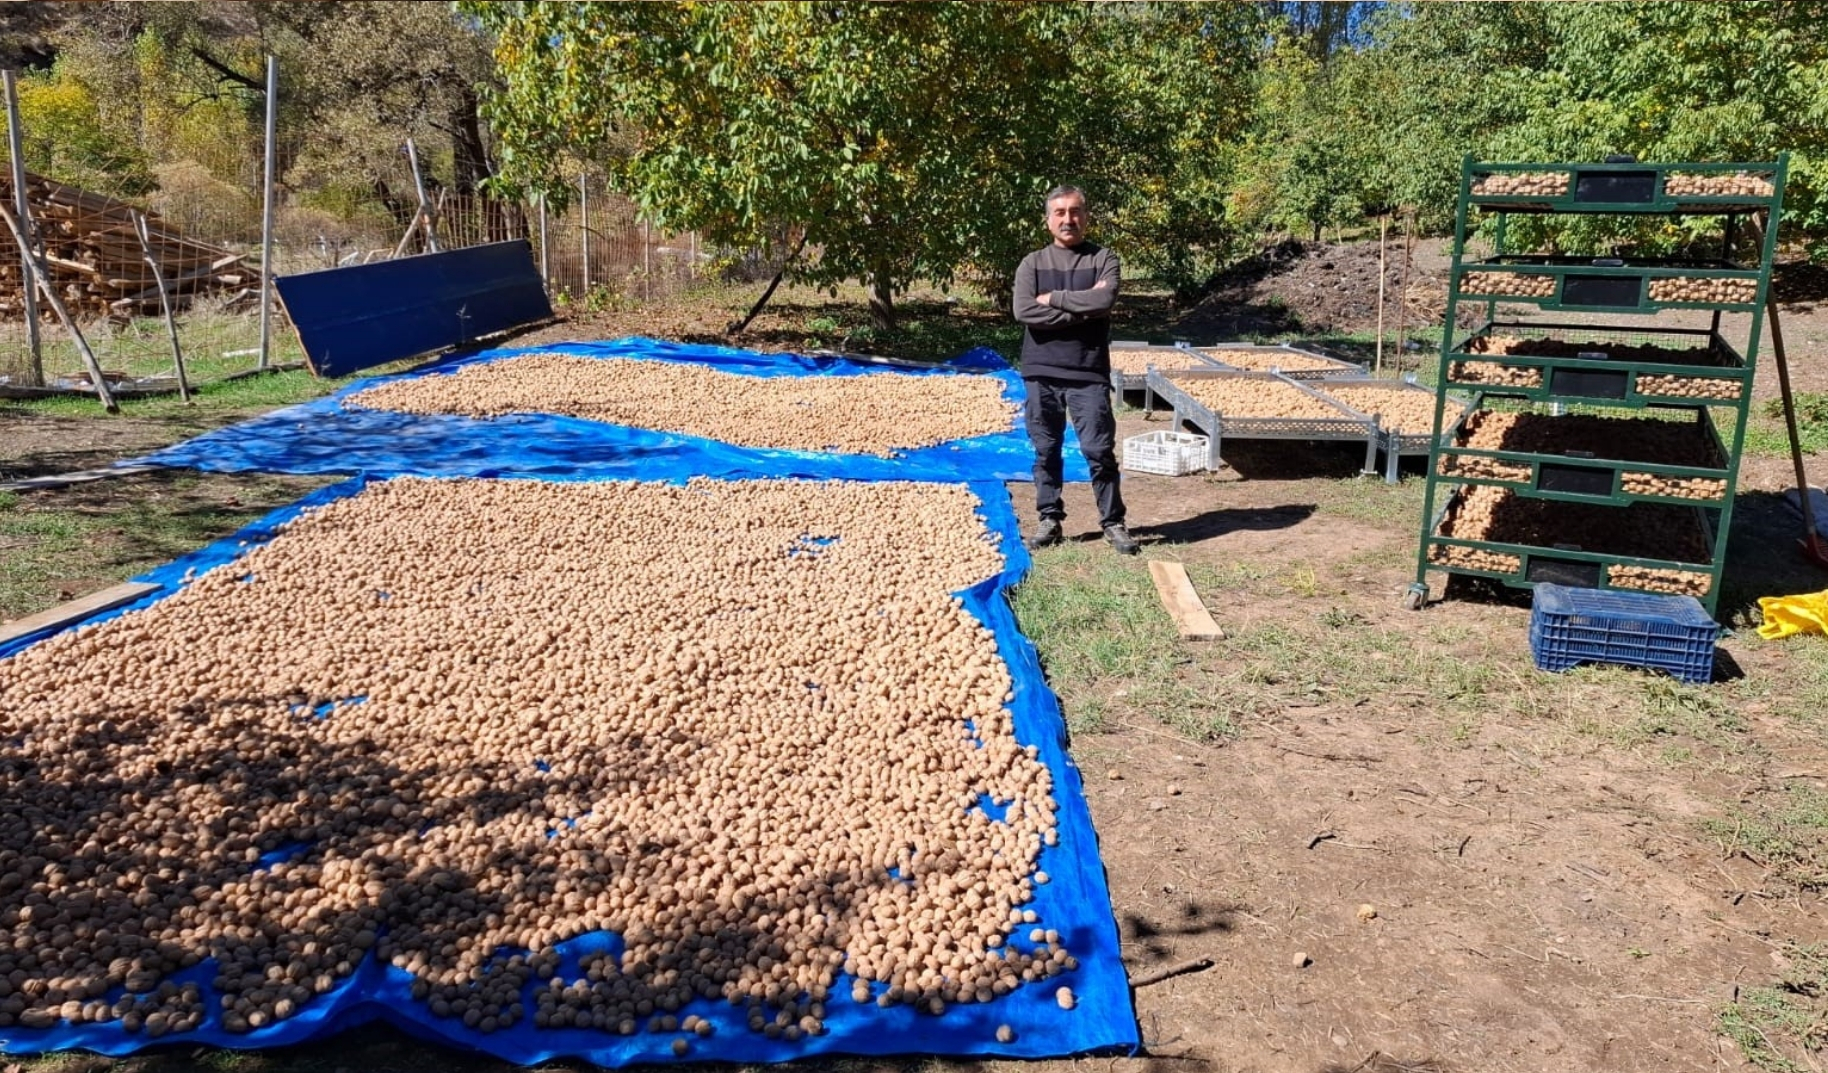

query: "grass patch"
(0, 472), (330, 620)
(1010, 543), (1235, 740)
(1309, 472), (1428, 528)
(1743, 392), (1828, 459)
(3, 307), (309, 385)
(2, 361), (421, 424)
(1718, 943), (1828, 1073)
(1703, 783), (1828, 893)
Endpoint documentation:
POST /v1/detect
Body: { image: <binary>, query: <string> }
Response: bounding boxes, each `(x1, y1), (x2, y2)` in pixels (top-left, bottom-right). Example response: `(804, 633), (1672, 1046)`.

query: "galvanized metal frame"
(1309, 379), (1477, 483)
(1181, 342), (1365, 381)
(1107, 340), (1215, 399)
(1146, 367), (1375, 473)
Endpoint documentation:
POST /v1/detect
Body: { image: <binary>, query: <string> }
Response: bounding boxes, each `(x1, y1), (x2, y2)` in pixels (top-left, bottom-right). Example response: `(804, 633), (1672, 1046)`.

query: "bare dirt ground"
(3, 242), (1828, 1072)
(1018, 422), (1818, 1073)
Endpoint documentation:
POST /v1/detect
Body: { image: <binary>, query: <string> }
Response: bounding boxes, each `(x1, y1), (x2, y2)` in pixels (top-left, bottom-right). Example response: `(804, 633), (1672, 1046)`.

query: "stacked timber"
(0, 172), (254, 321)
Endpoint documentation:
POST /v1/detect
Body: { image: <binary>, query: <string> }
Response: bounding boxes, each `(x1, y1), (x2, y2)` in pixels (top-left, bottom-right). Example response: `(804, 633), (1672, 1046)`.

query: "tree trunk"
(728, 233), (809, 335)
(451, 86), (492, 195)
(869, 263), (895, 331)
(450, 86), (509, 241)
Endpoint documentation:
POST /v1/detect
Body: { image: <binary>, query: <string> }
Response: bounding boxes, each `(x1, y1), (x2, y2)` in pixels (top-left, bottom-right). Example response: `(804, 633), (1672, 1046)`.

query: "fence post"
(257, 54), (278, 371)
(405, 138), (441, 254)
(537, 194), (549, 294)
(580, 175), (591, 296)
(131, 209), (190, 403)
(3, 70), (43, 387)
(0, 205), (115, 411)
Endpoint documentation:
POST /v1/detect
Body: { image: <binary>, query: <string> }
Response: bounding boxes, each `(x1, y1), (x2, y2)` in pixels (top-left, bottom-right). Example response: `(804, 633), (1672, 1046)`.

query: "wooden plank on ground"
(1148, 560), (1226, 641)
(0, 463), (162, 492)
(0, 581), (161, 646)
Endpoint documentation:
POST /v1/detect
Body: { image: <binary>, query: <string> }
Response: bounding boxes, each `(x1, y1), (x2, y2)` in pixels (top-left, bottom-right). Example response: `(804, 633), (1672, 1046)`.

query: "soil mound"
(1176, 237), (1452, 338)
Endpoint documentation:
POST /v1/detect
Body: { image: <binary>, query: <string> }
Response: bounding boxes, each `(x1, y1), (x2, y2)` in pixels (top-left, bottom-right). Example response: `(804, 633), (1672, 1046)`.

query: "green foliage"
(1232, 38), (1379, 244)
(6, 2), (502, 242)
(471, 3), (1265, 310)
(472, 2), (1086, 318)
(1064, 4), (1265, 299)
(1347, 3), (1828, 254)
(8, 57), (154, 196)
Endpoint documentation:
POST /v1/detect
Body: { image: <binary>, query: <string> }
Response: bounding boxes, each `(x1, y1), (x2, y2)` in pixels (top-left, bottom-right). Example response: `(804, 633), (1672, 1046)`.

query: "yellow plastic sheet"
(1758, 589), (1828, 639)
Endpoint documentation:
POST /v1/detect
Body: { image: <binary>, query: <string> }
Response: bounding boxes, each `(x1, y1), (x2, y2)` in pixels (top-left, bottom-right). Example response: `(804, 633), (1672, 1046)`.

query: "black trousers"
(1024, 376), (1125, 529)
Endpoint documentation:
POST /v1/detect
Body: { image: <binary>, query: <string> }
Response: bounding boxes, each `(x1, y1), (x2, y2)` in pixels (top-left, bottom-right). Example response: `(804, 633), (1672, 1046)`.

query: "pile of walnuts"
(347, 354), (1018, 458)
(0, 477), (1077, 1046)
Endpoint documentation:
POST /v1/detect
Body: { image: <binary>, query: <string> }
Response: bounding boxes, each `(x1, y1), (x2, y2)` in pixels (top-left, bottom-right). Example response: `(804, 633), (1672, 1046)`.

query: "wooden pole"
(0, 204), (116, 412)
(1394, 207), (1414, 367)
(391, 214), (418, 259)
(257, 54), (278, 371)
(131, 209), (189, 403)
(3, 71), (42, 386)
(427, 186), (447, 251)
(405, 139), (441, 254)
(1374, 214), (1389, 376)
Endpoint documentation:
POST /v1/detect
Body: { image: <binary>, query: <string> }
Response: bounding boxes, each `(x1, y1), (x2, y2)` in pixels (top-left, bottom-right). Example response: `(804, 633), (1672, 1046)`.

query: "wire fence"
(0, 80), (702, 395)
(533, 175), (706, 307)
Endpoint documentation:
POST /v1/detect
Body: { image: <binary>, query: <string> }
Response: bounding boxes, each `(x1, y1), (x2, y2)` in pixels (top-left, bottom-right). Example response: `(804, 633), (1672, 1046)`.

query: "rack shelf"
(1411, 155), (1787, 615)
(1467, 160), (1781, 216)
(1444, 321), (1748, 407)
(1436, 408), (1729, 508)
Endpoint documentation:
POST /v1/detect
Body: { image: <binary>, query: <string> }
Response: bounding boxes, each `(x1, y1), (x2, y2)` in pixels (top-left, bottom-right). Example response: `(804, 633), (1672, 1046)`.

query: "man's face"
(1046, 194), (1088, 248)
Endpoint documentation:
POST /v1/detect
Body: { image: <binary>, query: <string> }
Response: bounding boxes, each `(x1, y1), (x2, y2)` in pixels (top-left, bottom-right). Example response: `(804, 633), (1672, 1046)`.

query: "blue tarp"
(132, 338), (1088, 485)
(0, 474), (1137, 1064)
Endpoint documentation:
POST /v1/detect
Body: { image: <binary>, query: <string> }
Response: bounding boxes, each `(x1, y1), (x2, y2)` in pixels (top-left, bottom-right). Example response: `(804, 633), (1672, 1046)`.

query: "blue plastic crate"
(1529, 583), (1719, 684)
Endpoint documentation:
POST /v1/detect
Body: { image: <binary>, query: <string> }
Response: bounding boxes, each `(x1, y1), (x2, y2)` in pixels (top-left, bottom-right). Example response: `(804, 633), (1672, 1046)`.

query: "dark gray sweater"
(1012, 240), (1121, 383)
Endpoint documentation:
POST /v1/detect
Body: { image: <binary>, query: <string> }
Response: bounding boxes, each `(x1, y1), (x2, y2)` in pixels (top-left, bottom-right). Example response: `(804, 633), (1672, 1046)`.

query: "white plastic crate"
(1121, 430), (1209, 476)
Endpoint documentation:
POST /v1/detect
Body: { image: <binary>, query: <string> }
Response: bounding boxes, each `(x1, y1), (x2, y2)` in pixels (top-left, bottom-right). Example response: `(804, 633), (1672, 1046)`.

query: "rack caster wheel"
(1402, 583), (1428, 611)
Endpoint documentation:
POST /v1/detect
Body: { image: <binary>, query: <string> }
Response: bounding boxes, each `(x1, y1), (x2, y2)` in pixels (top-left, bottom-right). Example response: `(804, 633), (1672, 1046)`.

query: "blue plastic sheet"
(132, 338), (1088, 485)
(0, 474), (1138, 1064)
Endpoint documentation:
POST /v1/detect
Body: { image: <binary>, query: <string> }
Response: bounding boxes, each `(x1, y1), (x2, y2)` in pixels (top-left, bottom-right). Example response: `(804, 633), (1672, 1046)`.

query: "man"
(1012, 184), (1137, 555)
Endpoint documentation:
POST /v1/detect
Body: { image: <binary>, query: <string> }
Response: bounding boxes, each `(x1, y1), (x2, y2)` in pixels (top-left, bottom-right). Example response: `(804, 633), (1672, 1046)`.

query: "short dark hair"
(1044, 184), (1087, 213)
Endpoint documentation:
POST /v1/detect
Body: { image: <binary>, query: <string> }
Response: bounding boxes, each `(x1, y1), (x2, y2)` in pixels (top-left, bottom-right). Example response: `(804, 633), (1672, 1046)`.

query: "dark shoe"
(1104, 523), (1140, 555)
(1026, 518), (1064, 550)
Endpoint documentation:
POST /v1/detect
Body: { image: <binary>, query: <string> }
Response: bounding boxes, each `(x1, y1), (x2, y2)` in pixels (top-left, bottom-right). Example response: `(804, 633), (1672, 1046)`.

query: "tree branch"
(188, 47), (263, 93)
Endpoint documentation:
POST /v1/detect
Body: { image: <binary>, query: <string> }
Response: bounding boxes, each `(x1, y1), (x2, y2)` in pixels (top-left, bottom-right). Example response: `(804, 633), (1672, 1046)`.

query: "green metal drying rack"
(1407, 155), (1788, 614)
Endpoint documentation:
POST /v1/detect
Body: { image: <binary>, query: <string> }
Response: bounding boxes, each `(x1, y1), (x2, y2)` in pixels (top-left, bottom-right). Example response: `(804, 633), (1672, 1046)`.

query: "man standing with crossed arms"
(1012, 183), (1137, 555)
